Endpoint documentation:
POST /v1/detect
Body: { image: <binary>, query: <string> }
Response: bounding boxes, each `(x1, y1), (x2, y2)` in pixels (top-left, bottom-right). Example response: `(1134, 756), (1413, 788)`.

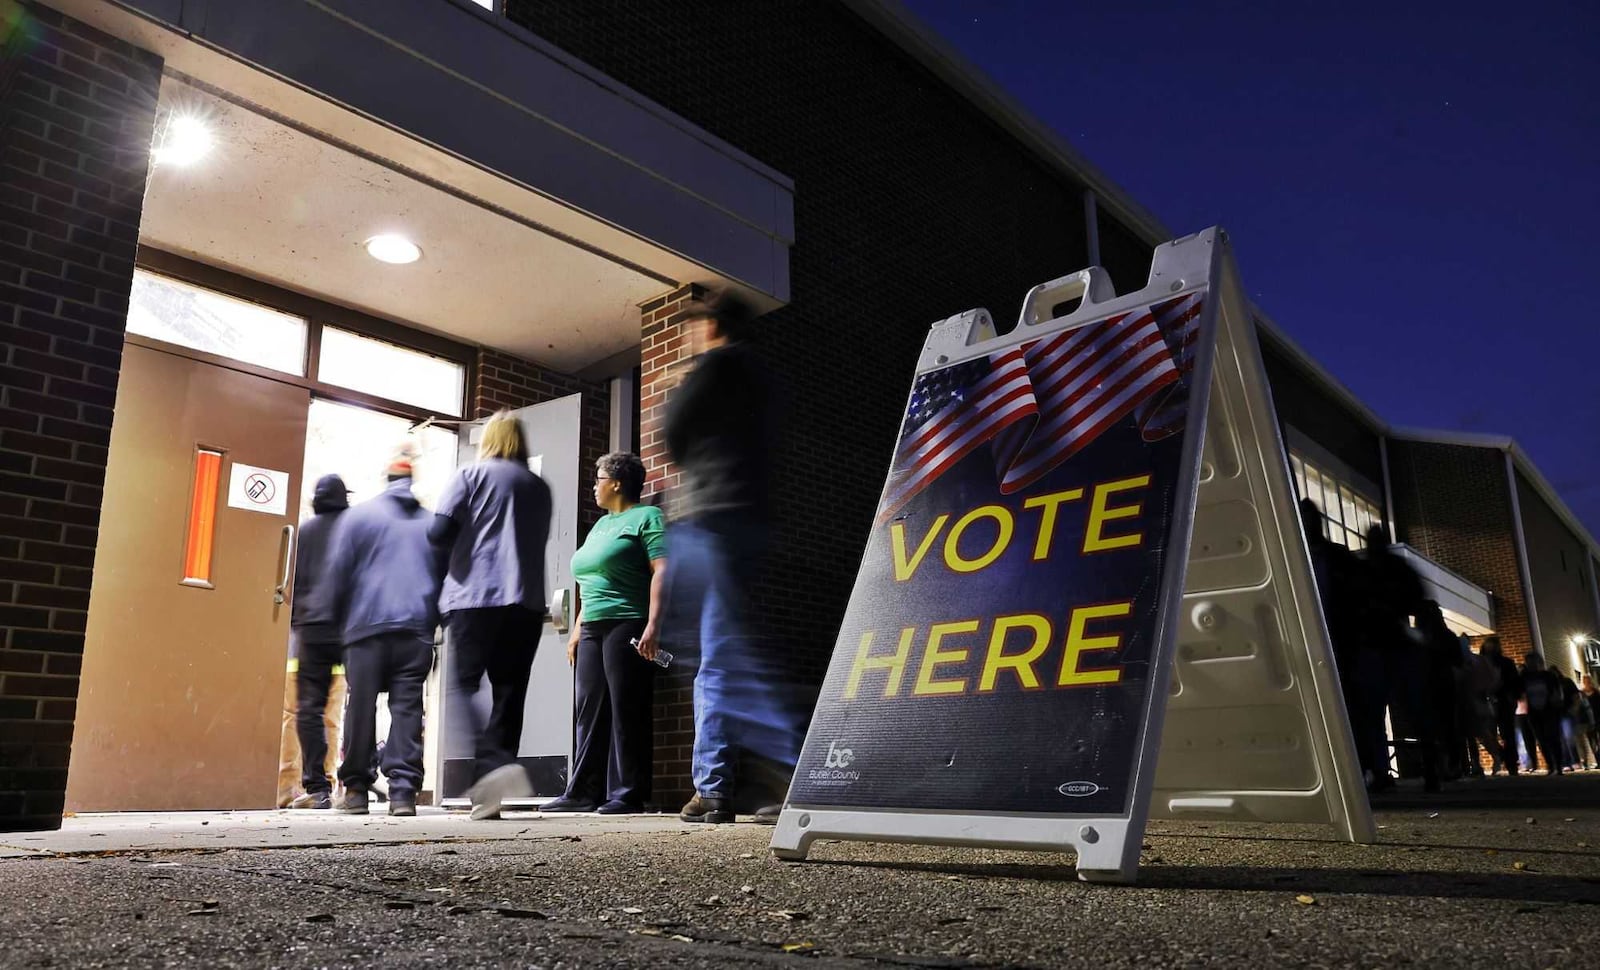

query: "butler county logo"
(809, 741), (861, 786)
(1057, 781), (1101, 797)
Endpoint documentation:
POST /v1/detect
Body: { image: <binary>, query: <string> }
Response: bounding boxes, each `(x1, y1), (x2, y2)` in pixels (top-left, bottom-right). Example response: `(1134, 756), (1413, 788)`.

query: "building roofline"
(1391, 426), (1600, 562)
(843, 0), (1171, 247)
(843, 0), (1599, 566)
(1250, 306), (1389, 431)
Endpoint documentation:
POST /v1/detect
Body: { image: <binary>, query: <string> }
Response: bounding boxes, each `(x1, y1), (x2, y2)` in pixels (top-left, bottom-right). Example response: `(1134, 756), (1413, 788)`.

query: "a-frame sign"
(771, 228), (1374, 884)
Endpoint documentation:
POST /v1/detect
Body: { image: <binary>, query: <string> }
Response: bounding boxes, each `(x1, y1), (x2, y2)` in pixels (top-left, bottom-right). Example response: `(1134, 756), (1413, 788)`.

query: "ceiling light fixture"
(151, 113), (214, 167)
(364, 234), (422, 265)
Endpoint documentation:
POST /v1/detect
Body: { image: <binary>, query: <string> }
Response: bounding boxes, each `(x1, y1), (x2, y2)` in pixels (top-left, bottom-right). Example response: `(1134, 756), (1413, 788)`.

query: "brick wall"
(1514, 469), (1600, 668)
(473, 348), (610, 537)
(506, 0), (1167, 802)
(0, 1), (160, 830)
(1389, 441), (1533, 662)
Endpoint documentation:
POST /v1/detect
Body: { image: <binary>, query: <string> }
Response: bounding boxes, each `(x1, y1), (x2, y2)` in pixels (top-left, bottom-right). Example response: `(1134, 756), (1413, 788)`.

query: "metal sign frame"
(770, 228), (1373, 883)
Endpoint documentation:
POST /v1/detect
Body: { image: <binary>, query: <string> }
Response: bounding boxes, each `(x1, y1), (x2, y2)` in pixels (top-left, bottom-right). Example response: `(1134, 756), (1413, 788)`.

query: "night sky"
(904, 1), (1600, 538)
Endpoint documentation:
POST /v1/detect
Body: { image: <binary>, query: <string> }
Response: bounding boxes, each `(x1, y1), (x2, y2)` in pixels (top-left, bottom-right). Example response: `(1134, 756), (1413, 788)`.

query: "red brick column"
(0, 2), (161, 831)
(636, 283), (701, 804)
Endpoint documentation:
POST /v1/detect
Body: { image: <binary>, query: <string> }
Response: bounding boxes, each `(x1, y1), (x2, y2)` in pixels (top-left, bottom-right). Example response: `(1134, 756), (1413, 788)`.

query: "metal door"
(438, 394), (583, 801)
(67, 344), (310, 811)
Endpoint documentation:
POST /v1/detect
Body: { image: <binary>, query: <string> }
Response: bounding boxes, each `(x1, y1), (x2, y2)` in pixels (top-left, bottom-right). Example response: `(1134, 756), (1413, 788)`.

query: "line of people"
(1303, 497), (1600, 789)
(281, 290), (805, 822)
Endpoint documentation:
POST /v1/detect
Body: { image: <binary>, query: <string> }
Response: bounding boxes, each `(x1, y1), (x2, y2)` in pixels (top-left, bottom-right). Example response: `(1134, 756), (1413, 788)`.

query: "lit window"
(302, 399), (459, 517)
(316, 328), (465, 417)
(1290, 451), (1384, 552)
(182, 449), (223, 586)
(128, 271), (307, 375)
(468, 0), (496, 9)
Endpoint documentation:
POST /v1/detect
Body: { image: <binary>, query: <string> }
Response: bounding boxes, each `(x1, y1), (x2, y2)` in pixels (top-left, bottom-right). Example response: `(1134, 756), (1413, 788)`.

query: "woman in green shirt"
(543, 452), (667, 814)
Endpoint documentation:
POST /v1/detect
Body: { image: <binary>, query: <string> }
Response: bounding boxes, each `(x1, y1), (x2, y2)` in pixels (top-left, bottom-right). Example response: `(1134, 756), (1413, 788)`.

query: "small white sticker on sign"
(227, 462), (290, 516)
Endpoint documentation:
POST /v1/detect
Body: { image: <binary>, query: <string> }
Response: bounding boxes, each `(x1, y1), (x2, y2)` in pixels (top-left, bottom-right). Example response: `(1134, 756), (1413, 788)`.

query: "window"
(181, 448), (223, 586)
(316, 327), (466, 417)
(128, 271), (307, 376)
(301, 399), (459, 518)
(1290, 452), (1383, 551)
(467, 0), (496, 9)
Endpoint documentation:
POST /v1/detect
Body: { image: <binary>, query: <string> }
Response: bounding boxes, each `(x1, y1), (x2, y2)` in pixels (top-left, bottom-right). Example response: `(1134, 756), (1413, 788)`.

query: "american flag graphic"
(1133, 292), (1205, 441)
(878, 295), (1201, 521)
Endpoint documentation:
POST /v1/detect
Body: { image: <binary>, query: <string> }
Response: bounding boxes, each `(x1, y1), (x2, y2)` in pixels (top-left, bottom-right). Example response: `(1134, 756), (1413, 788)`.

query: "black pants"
(568, 618), (654, 807)
(1530, 710), (1564, 774)
(447, 606), (540, 784)
(295, 637), (343, 794)
(1495, 698), (1519, 773)
(339, 632), (432, 797)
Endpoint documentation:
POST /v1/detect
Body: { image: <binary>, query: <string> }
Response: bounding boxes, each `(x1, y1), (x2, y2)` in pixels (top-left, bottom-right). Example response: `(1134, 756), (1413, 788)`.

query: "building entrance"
(67, 344), (311, 811)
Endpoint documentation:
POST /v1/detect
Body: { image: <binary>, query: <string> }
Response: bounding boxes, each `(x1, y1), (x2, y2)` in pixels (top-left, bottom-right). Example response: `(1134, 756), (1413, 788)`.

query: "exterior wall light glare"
(151, 114), (214, 167)
(364, 234), (422, 265)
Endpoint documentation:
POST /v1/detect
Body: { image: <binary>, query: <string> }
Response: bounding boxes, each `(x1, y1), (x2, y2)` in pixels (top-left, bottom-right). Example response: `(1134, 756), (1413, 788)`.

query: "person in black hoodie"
(326, 446), (443, 816)
(286, 474), (351, 810)
(662, 290), (803, 824)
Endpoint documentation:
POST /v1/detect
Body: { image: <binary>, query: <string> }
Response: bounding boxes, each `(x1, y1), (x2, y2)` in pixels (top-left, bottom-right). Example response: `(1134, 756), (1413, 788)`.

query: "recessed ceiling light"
(365, 234), (422, 265)
(151, 114), (213, 167)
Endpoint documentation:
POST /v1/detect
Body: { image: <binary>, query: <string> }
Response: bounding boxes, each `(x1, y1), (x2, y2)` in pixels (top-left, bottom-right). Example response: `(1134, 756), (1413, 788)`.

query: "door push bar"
(549, 586), (571, 635)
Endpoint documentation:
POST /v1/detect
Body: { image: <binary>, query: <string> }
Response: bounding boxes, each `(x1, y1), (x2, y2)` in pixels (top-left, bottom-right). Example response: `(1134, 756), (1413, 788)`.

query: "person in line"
(430, 411), (553, 820)
(664, 290), (803, 823)
(1416, 601), (1463, 782)
(1569, 669), (1597, 771)
(1581, 674), (1600, 770)
(1521, 653), (1565, 775)
(284, 474), (353, 810)
(544, 452), (667, 814)
(1480, 637), (1522, 775)
(1459, 637), (1500, 775)
(1300, 499), (1381, 777)
(325, 447), (442, 816)
(1360, 525), (1427, 792)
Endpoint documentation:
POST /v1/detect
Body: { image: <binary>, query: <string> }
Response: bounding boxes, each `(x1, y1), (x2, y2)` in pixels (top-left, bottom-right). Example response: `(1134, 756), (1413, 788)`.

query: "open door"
(437, 395), (584, 802)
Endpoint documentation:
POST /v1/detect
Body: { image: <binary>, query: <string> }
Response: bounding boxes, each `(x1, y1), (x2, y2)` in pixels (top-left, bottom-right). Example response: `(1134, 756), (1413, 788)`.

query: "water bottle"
(630, 637), (672, 669)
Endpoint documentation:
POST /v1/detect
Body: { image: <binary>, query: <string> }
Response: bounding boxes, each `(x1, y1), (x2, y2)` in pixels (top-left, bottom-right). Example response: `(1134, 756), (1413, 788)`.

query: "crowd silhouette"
(1302, 498), (1599, 789)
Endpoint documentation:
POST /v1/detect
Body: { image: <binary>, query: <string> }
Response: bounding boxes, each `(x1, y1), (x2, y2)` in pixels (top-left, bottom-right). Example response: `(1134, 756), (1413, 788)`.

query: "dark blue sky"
(905, 1), (1600, 538)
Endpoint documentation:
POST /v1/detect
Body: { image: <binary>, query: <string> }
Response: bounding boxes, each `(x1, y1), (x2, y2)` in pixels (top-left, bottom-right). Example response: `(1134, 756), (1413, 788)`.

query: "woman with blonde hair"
(430, 411), (553, 819)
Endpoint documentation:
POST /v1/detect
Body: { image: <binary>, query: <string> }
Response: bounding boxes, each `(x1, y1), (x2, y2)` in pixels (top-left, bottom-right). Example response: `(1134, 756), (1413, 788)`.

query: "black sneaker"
(540, 795), (597, 813)
(596, 800), (641, 815)
(335, 790), (369, 815)
(389, 793), (417, 817)
(680, 794), (733, 824)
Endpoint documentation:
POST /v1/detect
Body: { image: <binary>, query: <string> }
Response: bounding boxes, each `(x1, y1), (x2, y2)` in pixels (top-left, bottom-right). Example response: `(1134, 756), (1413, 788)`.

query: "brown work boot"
(334, 789), (368, 814)
(679, 793), (733, 824)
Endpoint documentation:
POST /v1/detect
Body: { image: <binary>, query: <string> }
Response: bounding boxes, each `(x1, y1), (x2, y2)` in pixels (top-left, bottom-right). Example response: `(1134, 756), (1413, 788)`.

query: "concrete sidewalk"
(3, 774), (1598, 968)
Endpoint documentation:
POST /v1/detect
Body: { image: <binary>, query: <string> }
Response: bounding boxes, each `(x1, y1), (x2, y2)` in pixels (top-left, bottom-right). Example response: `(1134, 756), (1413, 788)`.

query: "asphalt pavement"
(2, 773), (1598, 969)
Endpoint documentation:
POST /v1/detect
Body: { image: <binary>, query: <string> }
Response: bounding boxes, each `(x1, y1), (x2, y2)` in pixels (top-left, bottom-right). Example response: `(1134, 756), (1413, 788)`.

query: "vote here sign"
(790, 292), (1203, 817)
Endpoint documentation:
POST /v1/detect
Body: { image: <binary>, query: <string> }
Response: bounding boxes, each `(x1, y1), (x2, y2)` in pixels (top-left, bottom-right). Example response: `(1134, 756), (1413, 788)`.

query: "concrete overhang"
(50, 0), (794, 309)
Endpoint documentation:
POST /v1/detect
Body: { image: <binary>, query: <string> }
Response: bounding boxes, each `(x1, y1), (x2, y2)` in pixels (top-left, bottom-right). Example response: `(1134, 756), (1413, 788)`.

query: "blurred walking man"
(664, 290), (803, 823)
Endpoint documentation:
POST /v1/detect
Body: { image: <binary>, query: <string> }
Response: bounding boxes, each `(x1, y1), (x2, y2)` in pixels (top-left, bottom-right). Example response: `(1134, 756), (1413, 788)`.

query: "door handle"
(274, 524), (295, 605)
(550, 587), (570, 635)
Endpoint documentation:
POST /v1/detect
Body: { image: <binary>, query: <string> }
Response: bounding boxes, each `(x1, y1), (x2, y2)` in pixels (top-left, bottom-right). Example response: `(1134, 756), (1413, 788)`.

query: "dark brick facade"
(1389, 441), (1533, 662)
(1514, 470), (1600, 668)
(1259, 332), (1386, 490)
(0, 1), (160, 830)
(505, 0), (1163, 800)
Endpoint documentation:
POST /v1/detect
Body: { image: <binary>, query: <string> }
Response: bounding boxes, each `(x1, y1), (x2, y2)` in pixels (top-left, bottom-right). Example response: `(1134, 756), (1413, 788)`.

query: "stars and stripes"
(877, 294), (1197, 521)
(1133, 292), (1205, 441)
(878, 348), (1037, 522)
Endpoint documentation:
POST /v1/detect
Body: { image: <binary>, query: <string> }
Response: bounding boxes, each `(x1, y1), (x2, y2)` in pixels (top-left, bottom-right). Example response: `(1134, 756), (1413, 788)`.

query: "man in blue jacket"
(325, 446), (442, 816)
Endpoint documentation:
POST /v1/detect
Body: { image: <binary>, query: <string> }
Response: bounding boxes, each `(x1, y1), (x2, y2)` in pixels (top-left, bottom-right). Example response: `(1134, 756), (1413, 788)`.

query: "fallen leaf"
(452, 875), (482, 884)
(496, 908), (549, 920)
(740, 884), (755, 895)
(740, 852), (755, 859)
(1526, 817), (1537, 825)
(378, 875), (407, 884)
(1512, 861), (1530, 872)
(185, 909), (216, 917)
(670, 934), (695, 943)
(782, 942), (814, 953)
(1428, 812), (1440, 819)
(767, 910), (809, 921)
(447, 906), (473, 916)
(384, 901), (415, 911)
(304, 913), (334, 924)
(1294, 894), (1316, 906)
(622, 907), (645, 915)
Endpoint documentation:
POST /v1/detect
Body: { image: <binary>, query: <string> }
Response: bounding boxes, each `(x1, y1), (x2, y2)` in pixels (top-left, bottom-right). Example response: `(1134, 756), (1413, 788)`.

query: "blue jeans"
(667, 515), (803, 798)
